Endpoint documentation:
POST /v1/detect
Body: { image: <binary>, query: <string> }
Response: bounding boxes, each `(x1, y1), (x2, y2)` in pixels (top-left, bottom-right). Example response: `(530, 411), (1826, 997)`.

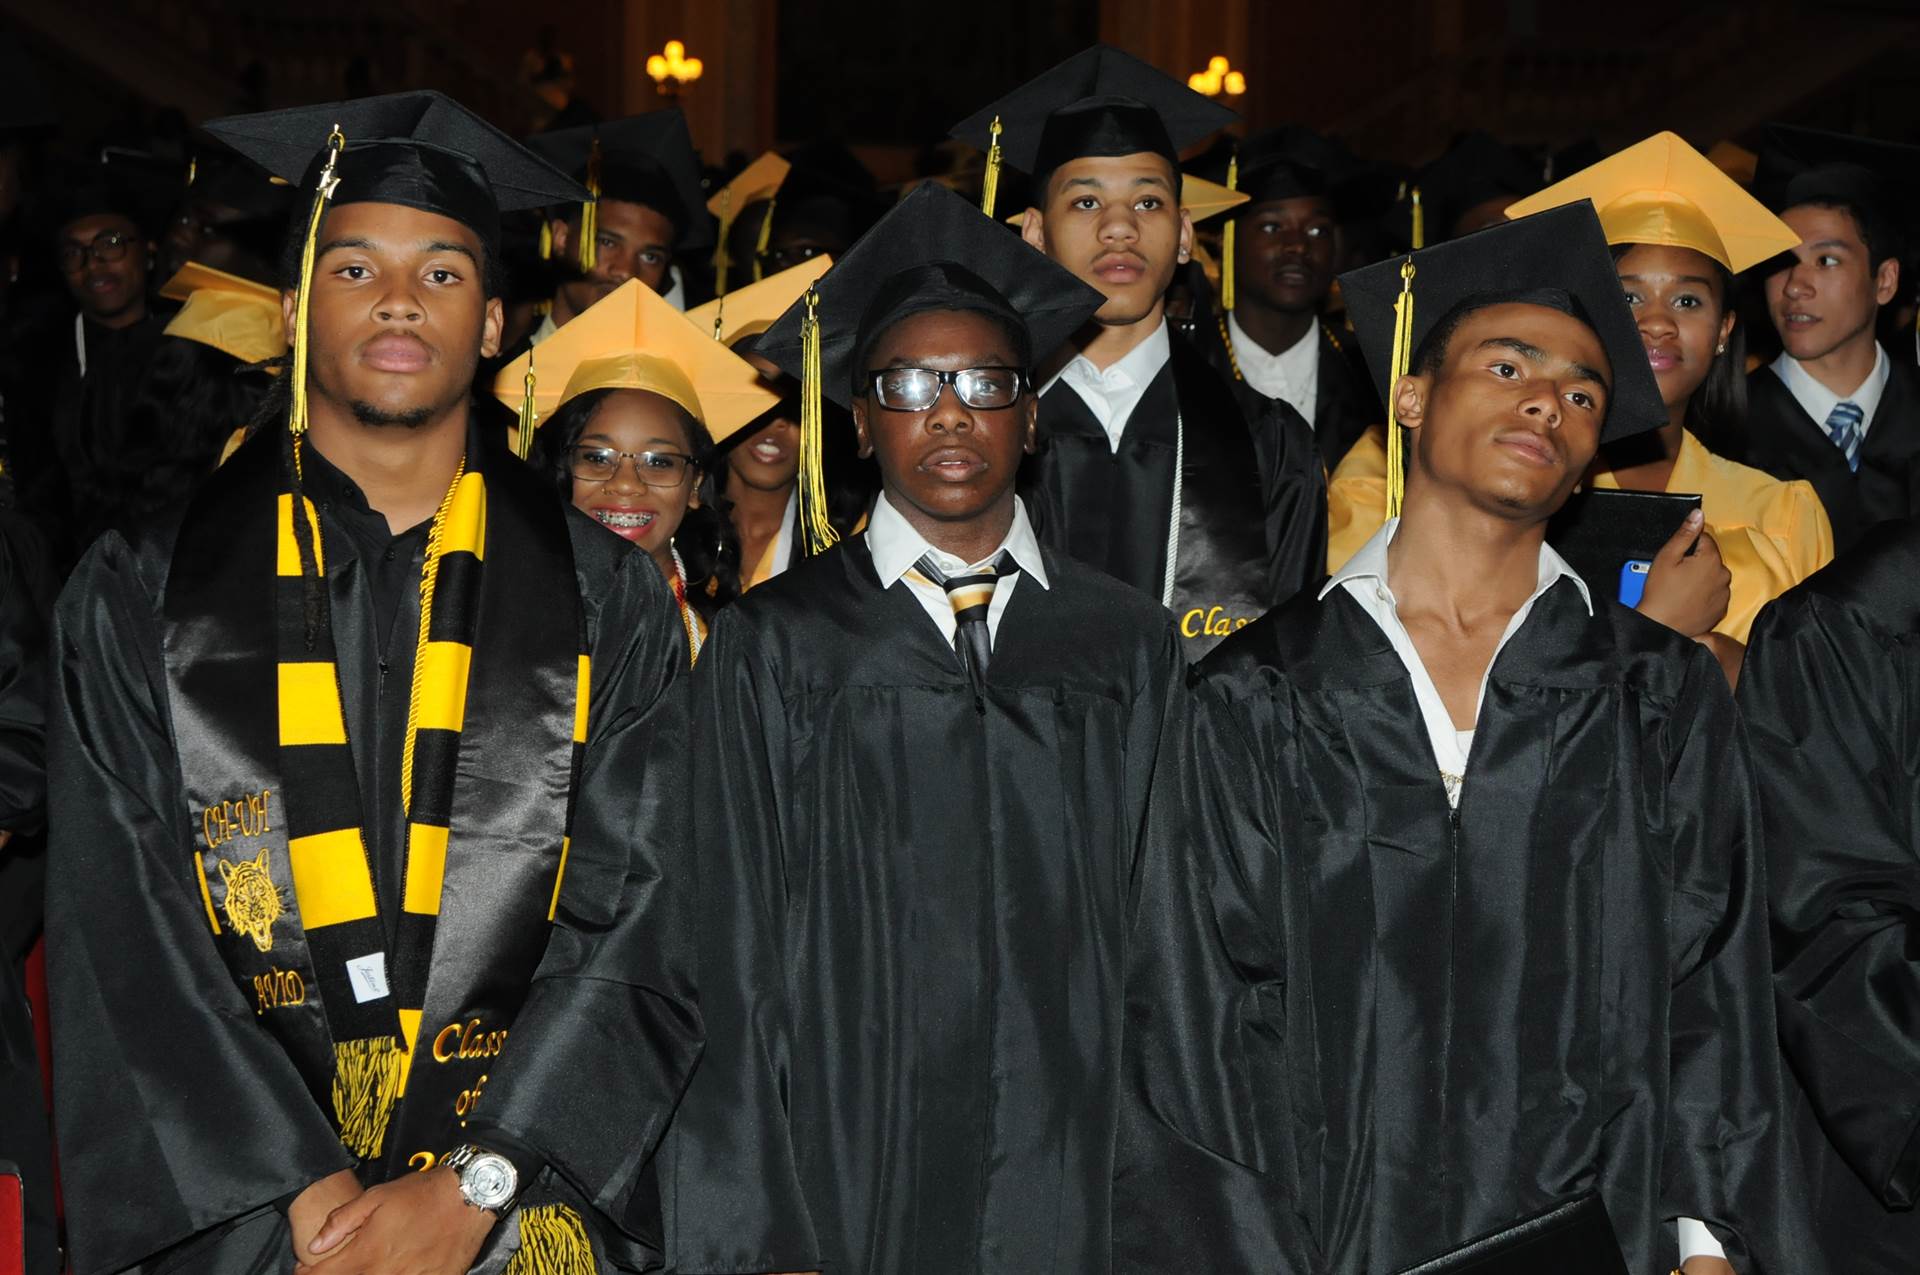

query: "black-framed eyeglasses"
(864, 366), (1026, 412)
(58, 231), (134, 272)
(568, 444), (698, 488)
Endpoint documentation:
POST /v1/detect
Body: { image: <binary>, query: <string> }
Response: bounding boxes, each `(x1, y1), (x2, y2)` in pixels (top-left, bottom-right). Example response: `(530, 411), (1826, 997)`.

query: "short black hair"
(1794, 196), (1901, 271)
(274, 203), (508, 299)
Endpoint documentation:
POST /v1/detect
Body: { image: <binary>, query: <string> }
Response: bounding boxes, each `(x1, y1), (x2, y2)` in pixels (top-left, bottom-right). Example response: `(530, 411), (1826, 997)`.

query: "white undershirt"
(1042, 318), (1172, 453)
(864, 492), (1049, 645)
(1228, 312), (1319, 427)
(1770, 342), (1890, 443)
(1321, 519), (1723, 1263)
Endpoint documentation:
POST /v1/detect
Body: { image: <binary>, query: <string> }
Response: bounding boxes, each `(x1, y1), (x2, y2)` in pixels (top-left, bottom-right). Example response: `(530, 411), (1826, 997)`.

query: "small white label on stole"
(346, 952), (391, 1003)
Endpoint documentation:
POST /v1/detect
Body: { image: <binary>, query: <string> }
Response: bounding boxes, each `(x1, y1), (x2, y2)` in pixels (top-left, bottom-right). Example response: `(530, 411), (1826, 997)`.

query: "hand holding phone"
(1632, 509), (1731, 637)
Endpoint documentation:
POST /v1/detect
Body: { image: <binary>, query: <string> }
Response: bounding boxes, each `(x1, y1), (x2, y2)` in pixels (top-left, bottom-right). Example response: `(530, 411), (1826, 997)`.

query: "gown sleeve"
(662, 607), (821, 1275)
(1660, 639), (1819, 1272)
(1739, 593), (1920, 1211)
(45, 533), (354, 1275)
(466, 548), (704, 1236)
(1115, 667), (1307, 1273)
(0, 518), (48, 833)
(1249, 397), (1328, 605)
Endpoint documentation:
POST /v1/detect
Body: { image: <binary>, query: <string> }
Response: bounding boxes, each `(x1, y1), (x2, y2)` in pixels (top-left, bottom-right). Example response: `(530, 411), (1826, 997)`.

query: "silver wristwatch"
(442, 1143), (518, 1214)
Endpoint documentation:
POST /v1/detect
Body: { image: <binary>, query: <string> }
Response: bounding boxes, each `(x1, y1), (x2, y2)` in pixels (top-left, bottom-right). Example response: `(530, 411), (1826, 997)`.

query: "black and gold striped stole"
(163, 427), (591, 1170)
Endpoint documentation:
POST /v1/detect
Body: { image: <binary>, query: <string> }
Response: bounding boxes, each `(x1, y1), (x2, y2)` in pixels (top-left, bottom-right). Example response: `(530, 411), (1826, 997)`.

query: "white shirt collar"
(1770, 342), (1891, 437)
(1040, 318), (1172, 451)
(1320, 516), (1593, 616)
(1227, 313), (1320, 425)
(866, 491), (1050, 591)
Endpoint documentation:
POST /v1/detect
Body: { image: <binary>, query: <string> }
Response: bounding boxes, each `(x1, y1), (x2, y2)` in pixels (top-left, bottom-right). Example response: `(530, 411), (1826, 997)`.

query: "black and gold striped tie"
(915, 549), (1011, 680)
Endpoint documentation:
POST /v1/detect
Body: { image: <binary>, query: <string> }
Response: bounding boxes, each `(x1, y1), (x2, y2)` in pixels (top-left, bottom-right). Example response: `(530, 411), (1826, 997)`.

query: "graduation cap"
(756, 181), (1105, 553)
(159, 260), (288, 366)
(1339, 203), (1667, 517)
(527, 108), (713, 272)
(1753, 124), (1920, 264)
(1506, 131), (1800, 274)
(767, 142), (887, 252)
(950, 44), (1236, 218)
(706, 151), (790, 293)
(202, 90), (587, 436)
(685, 255), (832, 345)
(1408, 131), (1543, 247)
(491, 277), (776, 459)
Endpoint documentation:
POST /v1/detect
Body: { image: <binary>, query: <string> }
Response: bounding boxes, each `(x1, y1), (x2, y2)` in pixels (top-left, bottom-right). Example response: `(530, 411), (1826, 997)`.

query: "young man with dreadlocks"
(43, 92), (701, 1275)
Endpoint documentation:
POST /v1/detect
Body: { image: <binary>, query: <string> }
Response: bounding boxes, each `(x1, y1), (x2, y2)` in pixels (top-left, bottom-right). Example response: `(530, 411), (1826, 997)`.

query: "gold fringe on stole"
(1220, 148), (1239, 313)
(796, 290), (838, 555)
(1384, 258), (1417, 521)
(289, 127), (346, 436)
(1410, 185), (1425, 251)
(515, 358), (539, 461)
(576, 140), (602, 273)
(506, 1205), (594, 1275)
(752, 197), (777, 284)
(331, 1036), (406, 1159)
(980, 115), (1004, 219)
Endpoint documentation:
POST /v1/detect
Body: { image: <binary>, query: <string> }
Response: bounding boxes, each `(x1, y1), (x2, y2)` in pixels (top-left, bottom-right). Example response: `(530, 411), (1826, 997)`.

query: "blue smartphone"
(1617, 559), (1652, 607)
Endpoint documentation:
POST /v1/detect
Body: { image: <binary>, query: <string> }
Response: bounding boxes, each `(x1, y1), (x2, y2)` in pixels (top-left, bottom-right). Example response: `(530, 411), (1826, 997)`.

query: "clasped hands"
(289, 1166), (496, 1275)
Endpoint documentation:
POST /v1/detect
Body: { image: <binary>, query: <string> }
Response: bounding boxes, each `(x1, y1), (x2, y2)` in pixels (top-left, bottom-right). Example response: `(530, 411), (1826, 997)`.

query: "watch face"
(464, 1154), (516, 1209)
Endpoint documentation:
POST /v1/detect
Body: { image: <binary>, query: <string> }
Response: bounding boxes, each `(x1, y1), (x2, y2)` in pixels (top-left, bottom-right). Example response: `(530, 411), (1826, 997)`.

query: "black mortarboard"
(1412, 131), (1543, 244)
(1753, 123), (1920, 263)
(950, 44), (1235, 216)
(203, 90), (587, 252)
(203, 90), (586, 434)
(527, 108), (714, 255)
(756, 182), (1104, 550)
(0, 41), (55, 137)
(1207, 126), (1397, 220)
(1339, 204), (1666, 512)
(767, 142), (887, 250)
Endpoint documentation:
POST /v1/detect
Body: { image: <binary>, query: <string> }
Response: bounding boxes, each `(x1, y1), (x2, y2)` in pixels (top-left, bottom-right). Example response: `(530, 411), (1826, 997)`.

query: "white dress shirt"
(1229, 312), (1320, 427)
(1322, 518), (1726, 1264)
(1770, 342), (1890, 442)
(865, 491), (1049, 646)
(1043, 319), (1172, 453)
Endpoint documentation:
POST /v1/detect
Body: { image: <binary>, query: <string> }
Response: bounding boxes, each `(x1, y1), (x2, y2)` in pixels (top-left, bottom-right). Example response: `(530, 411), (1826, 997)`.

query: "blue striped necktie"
(1825, 400), (1865, 472)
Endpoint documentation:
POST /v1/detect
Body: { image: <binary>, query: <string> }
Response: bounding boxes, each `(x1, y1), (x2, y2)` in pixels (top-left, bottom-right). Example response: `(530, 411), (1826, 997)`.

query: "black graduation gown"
(1024, 331), (1326, 659)
(1737, 521), (1920, 1274)
(663, 536), (1183, 1275)
(1721, 361), (1920, 554)
(44, 448), (701, 1275)
(1203, 316), (1380, 475)
(1121, 581), (1818, 1273)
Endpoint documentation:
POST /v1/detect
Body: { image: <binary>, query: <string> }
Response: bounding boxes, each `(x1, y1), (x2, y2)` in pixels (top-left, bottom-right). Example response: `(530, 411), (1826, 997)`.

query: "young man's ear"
(549, 218), (570, 260)
(1393, 373), (1428, 433)
(280, 289), (300, 342)
(1176, 208), (1195, 265)
(850, 398), (874, 458)
(1019, 208), (1046, 254)
(480, 296), (505, 360)
(1875, 256), (1901, 308)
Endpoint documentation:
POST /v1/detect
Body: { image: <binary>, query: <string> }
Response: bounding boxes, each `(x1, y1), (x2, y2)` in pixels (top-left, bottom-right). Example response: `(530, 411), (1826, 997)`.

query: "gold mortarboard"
(1505, 131), (1799, 274)
(707, 151), (793, 296)
(685, 255), (833, 345)
(492, 278), (778, 455)
(159, 261), (289, 366)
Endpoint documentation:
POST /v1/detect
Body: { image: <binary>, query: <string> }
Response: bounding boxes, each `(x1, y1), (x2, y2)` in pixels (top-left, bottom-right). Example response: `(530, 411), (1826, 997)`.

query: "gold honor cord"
(797, 289), (838, 555)
(1221, 148), (1239, 313)
(1384, 258), (1417, 521)
(289, 126), (346, 437)
(980, 115), (1004, 219)
(577, 138), (602, 273)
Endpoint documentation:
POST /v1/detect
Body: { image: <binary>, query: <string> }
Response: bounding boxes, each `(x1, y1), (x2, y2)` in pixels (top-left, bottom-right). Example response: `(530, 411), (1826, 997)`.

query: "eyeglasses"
(568, 445), (697, 488)
(864, 366), (1025, 412)
(58, 231), (135, 273)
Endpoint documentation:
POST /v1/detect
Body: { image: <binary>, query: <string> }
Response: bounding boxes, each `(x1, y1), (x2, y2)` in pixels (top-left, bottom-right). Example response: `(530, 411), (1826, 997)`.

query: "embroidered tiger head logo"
(219, 848), (284, 953)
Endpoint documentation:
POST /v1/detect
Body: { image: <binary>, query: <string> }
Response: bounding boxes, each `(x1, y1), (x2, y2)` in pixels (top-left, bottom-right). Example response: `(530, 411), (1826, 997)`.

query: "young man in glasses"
(664, 183), (1186, 1275)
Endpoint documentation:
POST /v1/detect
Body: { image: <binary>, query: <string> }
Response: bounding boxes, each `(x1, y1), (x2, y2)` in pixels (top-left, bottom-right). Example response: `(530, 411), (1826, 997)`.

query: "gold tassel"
(331, 1036), (406, 1160)
(515, 358), (539, 460)
(538, 219), (553, 261)
(1410, 185), (1425, 251)
(980, 115), (1004, 219)
(1221, 147), (1239, 313)
(712, 187), (733, 302)
(289, 126), (347, 437)
(752, 197), (776, 283)
(506, 1205), (594, 1275)
(1384, 258), (1417, 521)
(797, 289), (837, 556)
(576, 138), (601, 273)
